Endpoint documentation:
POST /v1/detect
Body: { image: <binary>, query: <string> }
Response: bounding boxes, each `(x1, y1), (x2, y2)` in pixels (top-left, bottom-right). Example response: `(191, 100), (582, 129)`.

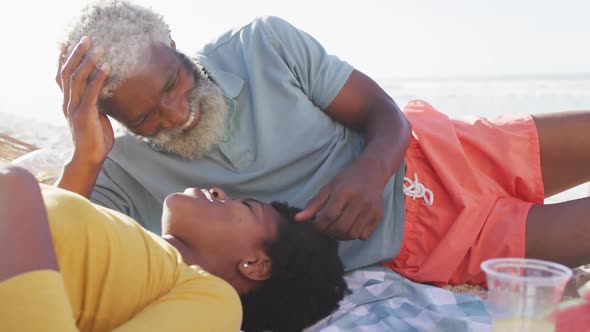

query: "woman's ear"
(171, 39), (176, 50)
(238, 255), (272, 281)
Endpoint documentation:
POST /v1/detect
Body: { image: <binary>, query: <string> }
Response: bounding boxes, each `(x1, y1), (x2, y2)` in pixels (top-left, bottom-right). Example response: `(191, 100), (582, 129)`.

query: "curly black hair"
(240, 201), (349, 332)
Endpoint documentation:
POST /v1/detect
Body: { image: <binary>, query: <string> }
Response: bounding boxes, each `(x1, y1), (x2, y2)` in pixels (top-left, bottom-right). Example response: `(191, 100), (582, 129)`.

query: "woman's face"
(161, 187), (282, 280)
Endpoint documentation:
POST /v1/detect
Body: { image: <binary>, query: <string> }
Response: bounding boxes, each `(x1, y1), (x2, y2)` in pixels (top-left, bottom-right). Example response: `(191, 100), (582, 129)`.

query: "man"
(57, 0), (411, 271)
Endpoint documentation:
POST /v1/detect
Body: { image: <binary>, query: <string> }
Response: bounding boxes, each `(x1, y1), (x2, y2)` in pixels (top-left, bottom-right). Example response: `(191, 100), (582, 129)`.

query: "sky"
(0, 0), (589, 123)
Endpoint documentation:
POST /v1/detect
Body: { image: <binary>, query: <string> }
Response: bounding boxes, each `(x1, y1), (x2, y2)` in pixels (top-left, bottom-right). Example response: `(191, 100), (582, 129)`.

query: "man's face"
(104, 44), (196, 136)
(102, 44), (227, 159)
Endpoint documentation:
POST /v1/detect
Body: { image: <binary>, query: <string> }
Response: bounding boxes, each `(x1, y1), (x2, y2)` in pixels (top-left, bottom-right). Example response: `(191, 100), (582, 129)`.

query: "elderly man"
(57, 0), (411, 272)
(57, 0), (590, 297)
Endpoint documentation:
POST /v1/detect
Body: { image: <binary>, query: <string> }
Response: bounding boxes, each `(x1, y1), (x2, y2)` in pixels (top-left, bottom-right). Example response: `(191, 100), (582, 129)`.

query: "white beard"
(131, 70), (228, 160)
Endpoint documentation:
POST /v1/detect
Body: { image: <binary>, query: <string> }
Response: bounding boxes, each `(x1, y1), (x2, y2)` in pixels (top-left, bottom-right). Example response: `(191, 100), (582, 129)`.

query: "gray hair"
(62, 0), (172, 97)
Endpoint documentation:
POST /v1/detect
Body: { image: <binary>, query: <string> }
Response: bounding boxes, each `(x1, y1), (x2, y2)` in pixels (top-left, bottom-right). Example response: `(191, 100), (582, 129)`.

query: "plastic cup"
(481, 258), (572, 332)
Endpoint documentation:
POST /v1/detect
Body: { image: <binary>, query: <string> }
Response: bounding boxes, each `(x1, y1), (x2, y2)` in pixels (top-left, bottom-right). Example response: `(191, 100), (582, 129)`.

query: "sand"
(0, 112), (72, 150)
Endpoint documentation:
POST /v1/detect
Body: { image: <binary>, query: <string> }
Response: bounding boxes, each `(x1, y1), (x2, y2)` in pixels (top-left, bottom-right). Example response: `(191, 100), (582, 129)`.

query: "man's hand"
(295, 69), (411, 241)
(295, 156), (387, 240)
(55, 36), (113, 198)
(57, 36), (113, 165)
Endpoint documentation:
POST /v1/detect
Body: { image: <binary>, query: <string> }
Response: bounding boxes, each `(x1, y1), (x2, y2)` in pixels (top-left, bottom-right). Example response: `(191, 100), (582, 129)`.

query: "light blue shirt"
(92, 16), (405, 271)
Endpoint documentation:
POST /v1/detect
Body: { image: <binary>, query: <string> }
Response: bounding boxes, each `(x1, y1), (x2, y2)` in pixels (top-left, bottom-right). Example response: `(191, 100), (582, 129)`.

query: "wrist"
(70, 149), (107, 170)
(64, 155), (103, 181)
(357, 152), (393, 185)
(57, 157), (102, 199)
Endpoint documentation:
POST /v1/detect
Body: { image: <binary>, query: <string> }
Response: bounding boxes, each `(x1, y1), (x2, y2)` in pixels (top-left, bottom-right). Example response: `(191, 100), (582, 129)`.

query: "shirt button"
(220, 135), (228, 142)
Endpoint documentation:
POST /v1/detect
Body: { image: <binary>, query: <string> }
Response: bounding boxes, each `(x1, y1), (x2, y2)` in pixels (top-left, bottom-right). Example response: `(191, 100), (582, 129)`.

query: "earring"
(243, 263), (249, 268)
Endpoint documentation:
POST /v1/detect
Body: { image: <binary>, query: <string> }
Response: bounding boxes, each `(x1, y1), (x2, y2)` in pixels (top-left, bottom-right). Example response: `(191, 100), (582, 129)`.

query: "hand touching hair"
(240, 202), (349, 332)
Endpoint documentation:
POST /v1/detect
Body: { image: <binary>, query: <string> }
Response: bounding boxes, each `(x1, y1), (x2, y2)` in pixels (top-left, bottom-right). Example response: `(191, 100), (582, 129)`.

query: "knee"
(0, 165), (38, 192)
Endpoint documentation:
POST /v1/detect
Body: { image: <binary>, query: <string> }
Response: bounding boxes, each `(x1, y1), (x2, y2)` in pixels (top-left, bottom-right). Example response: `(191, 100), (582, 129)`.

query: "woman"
(0, 165), (347, 332)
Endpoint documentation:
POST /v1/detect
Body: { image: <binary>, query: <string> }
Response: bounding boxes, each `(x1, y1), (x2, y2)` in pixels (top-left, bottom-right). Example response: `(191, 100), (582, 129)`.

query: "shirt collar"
(192, 55), (244, 99)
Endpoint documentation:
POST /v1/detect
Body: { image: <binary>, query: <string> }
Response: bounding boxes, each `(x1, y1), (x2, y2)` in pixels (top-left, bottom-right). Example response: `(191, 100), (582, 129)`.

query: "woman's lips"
(183, 188), (213, 201)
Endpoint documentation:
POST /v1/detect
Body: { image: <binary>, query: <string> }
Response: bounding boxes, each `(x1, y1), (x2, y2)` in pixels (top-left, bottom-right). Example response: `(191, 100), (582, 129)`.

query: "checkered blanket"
(307, 266), (491, 332)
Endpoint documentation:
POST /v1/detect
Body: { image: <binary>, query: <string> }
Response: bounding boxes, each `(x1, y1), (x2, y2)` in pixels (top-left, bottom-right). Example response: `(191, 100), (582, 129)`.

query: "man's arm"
(259, 16), (411, 240)
(325, 70), (410, 181)
(54, 37), (114, 199)
(296, 69), (411, 240)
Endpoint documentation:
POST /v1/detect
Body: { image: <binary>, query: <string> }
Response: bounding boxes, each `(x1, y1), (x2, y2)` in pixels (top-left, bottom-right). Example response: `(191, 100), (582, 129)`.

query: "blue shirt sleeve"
(259, 16), (354, 110)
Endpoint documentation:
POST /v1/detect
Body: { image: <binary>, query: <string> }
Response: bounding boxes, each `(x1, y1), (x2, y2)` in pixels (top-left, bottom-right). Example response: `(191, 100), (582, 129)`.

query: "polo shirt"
(92, 16), (405, 271)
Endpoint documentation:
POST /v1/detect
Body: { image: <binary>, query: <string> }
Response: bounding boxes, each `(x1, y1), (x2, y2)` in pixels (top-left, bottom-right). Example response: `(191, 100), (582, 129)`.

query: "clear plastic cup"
(481, 258), (572, 332)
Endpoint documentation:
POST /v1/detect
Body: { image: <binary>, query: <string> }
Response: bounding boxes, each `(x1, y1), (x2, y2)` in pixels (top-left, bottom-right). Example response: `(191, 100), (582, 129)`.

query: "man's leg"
(526, 198), (590, 268)
(533, 111), (590, 197)
(0, 165), (57, 281)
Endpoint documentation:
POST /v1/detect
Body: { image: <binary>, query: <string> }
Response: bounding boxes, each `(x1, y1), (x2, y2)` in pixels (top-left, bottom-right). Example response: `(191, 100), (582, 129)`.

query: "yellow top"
(0, 185), (241, 332)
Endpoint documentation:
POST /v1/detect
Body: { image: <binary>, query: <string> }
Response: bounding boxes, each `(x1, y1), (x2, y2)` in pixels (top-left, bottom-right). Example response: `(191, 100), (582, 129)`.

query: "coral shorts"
(384, 100), (545, 286)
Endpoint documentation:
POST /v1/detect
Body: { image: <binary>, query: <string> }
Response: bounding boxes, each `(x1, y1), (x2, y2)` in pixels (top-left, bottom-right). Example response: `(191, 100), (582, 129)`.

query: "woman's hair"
(62, 0), (172, 98)
(240, 202), (349, 332)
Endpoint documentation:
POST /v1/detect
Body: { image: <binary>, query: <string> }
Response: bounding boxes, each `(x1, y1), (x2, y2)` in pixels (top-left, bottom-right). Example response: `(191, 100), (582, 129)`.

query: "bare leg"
(0, 166), (57, 282)
(526, 198), (590, 268)
(533, 111), (590, 197)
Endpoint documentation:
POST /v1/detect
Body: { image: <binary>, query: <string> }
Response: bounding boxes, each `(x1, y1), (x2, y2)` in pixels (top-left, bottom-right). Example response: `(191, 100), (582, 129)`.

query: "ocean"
(2, 75), (589, 202)
(4, 75), (590, 128)
(382, 75), (590, 119)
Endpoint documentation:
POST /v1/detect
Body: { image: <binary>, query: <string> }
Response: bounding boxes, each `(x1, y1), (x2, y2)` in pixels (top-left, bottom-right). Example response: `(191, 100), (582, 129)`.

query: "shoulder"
(41, 184), (95, 213)
(255, 15), (298, 32)
(182, 265), (241, 304)
(176, 265), (242, 329)
(107, 132), (166, 169)
(199, 16), (300, 55)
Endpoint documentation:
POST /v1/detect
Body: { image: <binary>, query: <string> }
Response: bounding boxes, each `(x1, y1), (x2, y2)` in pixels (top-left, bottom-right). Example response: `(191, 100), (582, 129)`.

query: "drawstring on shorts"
(403, 173), (434, 206)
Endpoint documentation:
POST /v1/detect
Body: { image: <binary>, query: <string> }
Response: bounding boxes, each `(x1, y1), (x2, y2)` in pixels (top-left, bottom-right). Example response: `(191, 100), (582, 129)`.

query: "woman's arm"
(0, 166), (79, 331)
(0, 165), (57, 281)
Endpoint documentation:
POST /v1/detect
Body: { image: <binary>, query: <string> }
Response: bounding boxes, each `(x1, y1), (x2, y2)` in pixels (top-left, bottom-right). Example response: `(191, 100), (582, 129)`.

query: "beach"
(0, 112), (71, 150)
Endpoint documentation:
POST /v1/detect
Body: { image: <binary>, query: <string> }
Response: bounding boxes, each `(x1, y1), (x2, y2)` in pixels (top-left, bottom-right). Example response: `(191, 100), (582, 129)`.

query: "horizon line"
(377, 72), (590, 81)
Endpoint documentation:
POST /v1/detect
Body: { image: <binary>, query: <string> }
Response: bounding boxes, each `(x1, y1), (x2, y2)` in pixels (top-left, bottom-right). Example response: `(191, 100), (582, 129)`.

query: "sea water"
(382, 75), (590, 120)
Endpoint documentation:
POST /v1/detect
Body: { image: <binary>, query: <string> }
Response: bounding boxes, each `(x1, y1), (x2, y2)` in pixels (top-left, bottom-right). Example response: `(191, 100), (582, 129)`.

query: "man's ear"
(171, 39), (176, 50)
(238, 255), (272, 281)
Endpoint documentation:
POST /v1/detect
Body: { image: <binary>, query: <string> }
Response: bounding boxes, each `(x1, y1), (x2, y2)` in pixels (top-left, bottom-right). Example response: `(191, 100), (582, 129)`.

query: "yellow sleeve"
(113, 267), (242, 332)
(0, 270), (78, 332)
(0, 269), (241, 332)
(35, 185), (242, 331)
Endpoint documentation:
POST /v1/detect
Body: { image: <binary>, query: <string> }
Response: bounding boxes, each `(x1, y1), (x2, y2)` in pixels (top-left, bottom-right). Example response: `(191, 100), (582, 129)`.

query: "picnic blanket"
(307, 266), (491, 332)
